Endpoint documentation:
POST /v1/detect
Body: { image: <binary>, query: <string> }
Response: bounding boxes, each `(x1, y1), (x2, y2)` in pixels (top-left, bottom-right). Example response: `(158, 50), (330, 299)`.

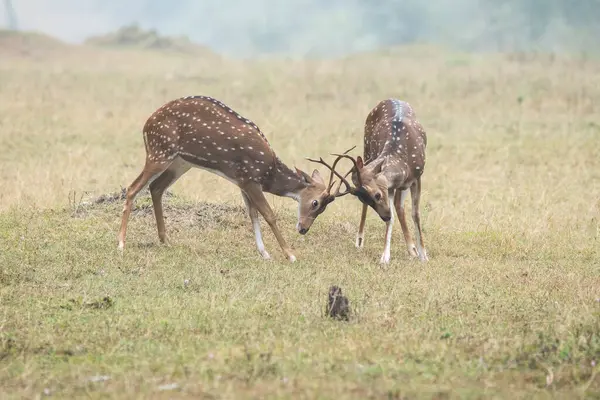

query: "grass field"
(1, 31), (599, 399)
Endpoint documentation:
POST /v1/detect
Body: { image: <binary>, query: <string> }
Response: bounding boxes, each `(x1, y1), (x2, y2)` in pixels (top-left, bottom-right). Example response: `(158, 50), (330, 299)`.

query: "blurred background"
(2, 0), (600, 58)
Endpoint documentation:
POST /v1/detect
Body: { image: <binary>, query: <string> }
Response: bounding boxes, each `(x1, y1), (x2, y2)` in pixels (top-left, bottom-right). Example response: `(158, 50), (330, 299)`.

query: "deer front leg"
(149, 157), (191, 245)
(241, 191), (270, 260)
(118, 161), (170, 250)
(356, 203), (368, 248)
(410, 177), (428, 262)
(244, 185), (296, 262)
(395, 188), (419, 258)
(380, 190), (395, 264)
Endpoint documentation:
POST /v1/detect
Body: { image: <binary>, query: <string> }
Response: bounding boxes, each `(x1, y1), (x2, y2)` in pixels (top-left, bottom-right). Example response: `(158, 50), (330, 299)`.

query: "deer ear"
(295, 167), (312, 183)
(356, 156), (364, 170)
(310, 169), (325, 185)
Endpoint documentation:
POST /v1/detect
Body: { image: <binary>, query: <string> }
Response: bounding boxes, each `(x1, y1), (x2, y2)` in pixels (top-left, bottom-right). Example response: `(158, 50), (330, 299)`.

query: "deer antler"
(306, 145), (357, 197)
(329, 147), (363, 189)
(305, 156), (349, 196)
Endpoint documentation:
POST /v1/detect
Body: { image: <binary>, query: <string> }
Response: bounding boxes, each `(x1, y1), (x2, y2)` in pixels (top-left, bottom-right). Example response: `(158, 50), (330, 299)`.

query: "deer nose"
(381, 215), (391, 222)
(299, 227), (308, 235)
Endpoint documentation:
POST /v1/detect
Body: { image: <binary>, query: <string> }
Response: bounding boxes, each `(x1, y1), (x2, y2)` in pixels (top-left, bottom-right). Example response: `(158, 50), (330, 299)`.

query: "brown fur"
(117, 96), (347, 262)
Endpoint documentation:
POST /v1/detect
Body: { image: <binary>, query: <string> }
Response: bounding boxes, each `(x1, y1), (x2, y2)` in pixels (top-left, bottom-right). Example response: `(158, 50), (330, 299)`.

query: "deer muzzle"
(296, 221), (310, 235)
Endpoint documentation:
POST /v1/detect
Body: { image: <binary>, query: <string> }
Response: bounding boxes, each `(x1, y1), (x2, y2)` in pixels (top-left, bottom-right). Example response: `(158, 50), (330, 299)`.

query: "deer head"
(348, 156), (392, 222)
(312, 151), (392, 222)
(298, 146), (369, 234)
(294, 167), (336, 235)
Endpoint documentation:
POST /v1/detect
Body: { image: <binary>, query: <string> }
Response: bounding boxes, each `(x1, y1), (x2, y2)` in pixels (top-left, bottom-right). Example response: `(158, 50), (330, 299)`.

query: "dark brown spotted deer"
(117, 95), (352, 262)
(310, 98), (429, 264)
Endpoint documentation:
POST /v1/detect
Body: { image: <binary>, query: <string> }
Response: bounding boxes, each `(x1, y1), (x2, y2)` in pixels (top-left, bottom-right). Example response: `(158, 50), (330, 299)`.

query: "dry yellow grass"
(0, 33), (599, 399)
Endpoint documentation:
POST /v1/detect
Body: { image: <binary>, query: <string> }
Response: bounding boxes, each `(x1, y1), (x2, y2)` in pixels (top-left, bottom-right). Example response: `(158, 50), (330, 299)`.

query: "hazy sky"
(4, 1), (365, 43)
(1, 0), (597, 57)
(5, 0), (388, 56)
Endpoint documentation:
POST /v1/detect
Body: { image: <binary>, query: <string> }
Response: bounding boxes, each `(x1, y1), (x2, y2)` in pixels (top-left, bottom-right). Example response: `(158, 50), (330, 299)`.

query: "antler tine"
(327, 179), (337, 192)
(305, 156), (337, 190)
(328, 145), (360, 196)
(327, 153), (354, 197)
(306, 145), (360, 197)
(336, 167), (357, 195)
(329, 153), (363, 188)
(341, 145), (357, 155)
(328, 145), (363, 196)
(306, 154), (354, 197)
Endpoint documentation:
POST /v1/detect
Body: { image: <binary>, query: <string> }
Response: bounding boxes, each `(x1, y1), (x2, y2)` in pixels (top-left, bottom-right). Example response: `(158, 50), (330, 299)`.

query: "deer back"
(363, 99), (427, 190)
(143, 96), (277, 186)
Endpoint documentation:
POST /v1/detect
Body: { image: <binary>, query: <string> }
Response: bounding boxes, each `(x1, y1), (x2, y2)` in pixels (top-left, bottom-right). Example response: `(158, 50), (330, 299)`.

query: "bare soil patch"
(71, 189), (247, 231)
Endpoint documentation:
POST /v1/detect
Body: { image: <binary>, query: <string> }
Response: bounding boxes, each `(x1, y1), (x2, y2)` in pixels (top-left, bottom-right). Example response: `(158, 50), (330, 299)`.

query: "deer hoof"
(260, 250), (271, 260)
(355, 236), (364, 248)
(379, 252), (391, 265)
(408, 244), (419, 258)
(419, 249), (429, 262)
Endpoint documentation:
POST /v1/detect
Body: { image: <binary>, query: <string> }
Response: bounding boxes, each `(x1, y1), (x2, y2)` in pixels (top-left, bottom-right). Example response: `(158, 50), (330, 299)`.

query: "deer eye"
(374, 193), (382, 201)
(311, 200), (319, 208)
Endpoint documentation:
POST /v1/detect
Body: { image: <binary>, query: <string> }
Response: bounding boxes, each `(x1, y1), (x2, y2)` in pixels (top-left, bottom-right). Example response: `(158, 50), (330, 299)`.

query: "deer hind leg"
(241, 190), (270, 260)
(410, 177), (428, 262)
(380, 189), (396, 265)
(149, 157), (191, 245)
(118, 160), (171, 250)
(243, 184), (296, 262)
(395, 188), (419, 258)
(356, 203), (368, 248)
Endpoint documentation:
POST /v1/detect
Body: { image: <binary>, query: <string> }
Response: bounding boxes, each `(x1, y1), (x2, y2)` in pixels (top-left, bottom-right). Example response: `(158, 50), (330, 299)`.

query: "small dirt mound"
(131, 199), (247, 230)
(88, 188), (127, 205)
(84, 24), (216, 56)
(72, 189), (247, 231)
(0, 29), (69, 58)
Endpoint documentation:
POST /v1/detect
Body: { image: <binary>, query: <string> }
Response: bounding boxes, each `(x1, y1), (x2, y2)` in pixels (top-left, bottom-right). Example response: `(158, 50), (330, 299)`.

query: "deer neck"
(263, 157), (308, 201)
(367, 150), (409, 188)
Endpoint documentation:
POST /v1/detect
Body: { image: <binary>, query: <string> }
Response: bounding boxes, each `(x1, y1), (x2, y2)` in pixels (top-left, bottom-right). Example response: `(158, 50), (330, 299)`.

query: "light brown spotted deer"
(310, 98), (429, 264)
(117, 95), (352, 262)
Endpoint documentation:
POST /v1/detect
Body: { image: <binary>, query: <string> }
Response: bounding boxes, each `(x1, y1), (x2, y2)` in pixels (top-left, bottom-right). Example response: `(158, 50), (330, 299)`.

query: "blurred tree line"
(319, 0), (600, 55)
(4, 0), (599, 56)
(188, 0), (600, 55)
(139, 0), (598, 55)
(270, 0), (600, 55)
